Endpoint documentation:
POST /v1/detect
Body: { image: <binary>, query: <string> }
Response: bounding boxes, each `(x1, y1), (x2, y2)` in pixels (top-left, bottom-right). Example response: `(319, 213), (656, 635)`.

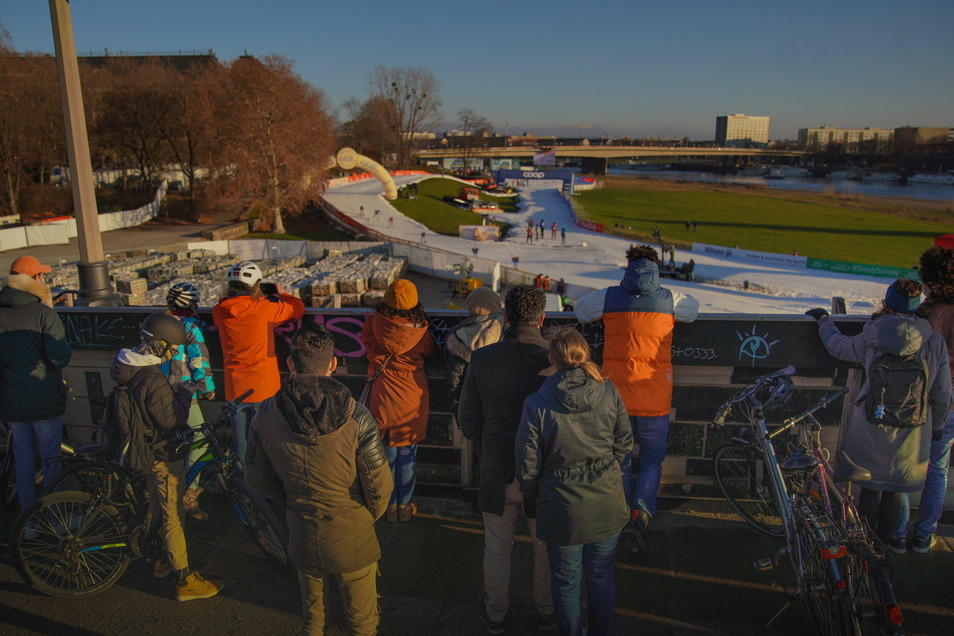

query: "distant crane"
(570, 123), (591, 142)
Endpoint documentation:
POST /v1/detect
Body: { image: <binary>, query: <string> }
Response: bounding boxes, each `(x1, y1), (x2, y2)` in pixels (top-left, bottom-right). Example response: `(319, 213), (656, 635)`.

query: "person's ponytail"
(548, 327), (604, 383)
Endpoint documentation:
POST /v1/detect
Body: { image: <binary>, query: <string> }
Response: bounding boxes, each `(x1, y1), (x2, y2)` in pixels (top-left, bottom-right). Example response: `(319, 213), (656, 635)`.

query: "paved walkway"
(1, 494), (951, 635)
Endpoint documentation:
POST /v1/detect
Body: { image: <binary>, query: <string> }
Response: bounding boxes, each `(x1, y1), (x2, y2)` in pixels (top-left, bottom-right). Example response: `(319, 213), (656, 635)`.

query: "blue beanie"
(884, 282), (922, 314)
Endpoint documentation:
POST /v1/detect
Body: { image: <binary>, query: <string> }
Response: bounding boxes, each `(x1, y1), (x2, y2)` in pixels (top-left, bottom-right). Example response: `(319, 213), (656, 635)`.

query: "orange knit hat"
(384, 279), (418, 310)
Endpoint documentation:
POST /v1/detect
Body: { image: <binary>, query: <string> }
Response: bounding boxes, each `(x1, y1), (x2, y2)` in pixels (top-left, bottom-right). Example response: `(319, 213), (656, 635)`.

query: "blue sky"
(5, 1), (953, 140)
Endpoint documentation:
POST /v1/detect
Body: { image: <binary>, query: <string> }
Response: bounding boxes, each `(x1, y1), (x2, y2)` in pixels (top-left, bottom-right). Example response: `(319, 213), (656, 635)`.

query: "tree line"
(0, 27), (455, 233)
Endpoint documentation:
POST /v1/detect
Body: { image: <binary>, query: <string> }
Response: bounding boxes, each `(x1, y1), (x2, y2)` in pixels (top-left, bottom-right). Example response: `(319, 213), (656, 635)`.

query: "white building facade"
(715, 114), (770, 149)
(797, 126), (894, 152)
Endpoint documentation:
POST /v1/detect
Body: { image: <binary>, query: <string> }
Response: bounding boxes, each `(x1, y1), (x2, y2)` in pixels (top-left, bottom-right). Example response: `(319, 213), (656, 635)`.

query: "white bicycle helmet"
(227, 261), (263, 286)
(759, 376), (795, 411)
(167, 282), (200, 309)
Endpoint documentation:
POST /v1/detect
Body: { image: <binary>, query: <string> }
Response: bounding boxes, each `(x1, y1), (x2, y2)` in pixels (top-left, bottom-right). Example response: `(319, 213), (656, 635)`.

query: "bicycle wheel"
(844, 541), (904, 635)
(226, 475), (291, 572)
(10, 490), (130, 598)
(714, 443), (785, 536)
(794, 506), (854, 635)
(0, 427), (17, 511)
(49, 460), (109, 494)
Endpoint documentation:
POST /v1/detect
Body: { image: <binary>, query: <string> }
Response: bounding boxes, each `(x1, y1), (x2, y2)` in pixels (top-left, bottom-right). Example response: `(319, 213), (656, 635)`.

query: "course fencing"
(0, 181), (168, 252)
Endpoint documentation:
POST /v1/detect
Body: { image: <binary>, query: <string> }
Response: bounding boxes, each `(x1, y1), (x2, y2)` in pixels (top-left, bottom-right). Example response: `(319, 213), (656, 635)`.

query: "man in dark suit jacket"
(459, 285), (555, 634)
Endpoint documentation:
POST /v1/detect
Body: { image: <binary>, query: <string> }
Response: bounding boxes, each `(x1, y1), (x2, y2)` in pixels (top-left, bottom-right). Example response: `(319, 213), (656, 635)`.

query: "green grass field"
(576, 188), (950, 268)
(390, 178), (517, 237)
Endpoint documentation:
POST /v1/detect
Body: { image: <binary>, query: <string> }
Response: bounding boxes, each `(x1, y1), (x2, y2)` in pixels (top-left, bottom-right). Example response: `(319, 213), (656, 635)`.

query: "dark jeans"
(857, 487), (903, 543)
(545, 535), (619, 636)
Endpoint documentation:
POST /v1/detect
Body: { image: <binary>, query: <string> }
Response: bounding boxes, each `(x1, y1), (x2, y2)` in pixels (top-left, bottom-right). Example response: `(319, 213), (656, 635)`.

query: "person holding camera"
(213, 262), (305, 460)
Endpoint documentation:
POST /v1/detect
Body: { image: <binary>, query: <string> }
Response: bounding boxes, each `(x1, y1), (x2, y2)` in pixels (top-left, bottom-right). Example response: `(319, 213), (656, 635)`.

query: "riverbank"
(598, 174), (954, 220)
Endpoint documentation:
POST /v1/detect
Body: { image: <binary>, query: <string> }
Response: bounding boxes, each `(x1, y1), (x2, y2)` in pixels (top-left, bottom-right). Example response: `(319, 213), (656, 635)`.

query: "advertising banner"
(490, 158), (516, 171)
(576, 219), (604, 233)
(533, 149), (556, 166)
(691, 243), (808, 268)
(806, 258), (919, 280)
(458, 225), (501, 242)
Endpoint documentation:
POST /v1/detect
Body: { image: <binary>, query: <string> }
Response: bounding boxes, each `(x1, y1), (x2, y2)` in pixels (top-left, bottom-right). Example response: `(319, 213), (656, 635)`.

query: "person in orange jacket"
(361, 279), (439, 522)
(213, 261), (305, 460)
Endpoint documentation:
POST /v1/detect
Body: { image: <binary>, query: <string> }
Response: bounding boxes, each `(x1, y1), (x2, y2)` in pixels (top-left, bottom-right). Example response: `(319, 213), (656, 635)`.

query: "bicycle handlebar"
(710, 366), (798, 427)
(782, 387), (849, 428)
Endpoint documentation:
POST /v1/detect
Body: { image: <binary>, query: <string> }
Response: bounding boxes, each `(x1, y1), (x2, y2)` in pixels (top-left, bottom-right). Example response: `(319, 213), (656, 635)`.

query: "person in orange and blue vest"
(574, 244), (698, 561)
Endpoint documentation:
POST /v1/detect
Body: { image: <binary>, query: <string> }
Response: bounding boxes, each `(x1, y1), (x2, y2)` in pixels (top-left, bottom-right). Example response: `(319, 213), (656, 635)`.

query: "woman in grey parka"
(808, 279), (952, 541)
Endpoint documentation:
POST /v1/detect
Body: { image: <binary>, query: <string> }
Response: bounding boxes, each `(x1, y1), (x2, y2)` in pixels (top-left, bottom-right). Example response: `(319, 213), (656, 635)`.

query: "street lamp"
(49, 0), (120, 306)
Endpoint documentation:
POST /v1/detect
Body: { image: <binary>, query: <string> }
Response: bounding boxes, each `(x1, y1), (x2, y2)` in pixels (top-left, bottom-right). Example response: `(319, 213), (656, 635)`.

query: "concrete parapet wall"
(54, 307), (951, 509)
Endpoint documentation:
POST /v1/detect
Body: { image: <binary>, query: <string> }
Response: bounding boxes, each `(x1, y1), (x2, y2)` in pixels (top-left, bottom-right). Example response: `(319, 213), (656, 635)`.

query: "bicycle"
(9, 389), (290, 598)
(711, 366), (904, 636)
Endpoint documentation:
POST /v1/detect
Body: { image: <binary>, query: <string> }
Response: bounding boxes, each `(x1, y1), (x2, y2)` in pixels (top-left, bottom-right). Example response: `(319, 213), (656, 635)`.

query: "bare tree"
(339, 95), (398, 164)
(367, 66), (441, 169)
(208, 55), (334, 233)
(455, 108), (493, 173)
(0, 48), (63, 216)
(92, 58), (177, 186)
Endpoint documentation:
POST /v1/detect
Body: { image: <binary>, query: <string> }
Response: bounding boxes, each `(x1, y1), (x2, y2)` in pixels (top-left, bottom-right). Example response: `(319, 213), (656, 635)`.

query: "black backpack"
(863, 352), (929, 428)
(104, 372), (156, 475)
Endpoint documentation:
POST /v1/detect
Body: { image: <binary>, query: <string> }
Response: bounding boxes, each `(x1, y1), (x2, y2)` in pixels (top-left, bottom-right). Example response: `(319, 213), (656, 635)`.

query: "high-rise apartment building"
(715, 114), (770, 149)
(893, 126), (952, 151)
(797, 126), (894, 152)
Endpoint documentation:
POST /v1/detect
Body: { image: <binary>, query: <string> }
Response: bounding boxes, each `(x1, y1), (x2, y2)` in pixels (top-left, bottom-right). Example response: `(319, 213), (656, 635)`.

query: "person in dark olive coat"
(247, 324), (393, 635)
(0, 256), (71, 508)
(516, 327), (632, 636)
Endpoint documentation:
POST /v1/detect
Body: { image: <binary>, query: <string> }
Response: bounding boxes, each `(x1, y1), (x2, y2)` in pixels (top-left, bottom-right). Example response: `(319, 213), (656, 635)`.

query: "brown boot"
(183, 487), (209, 521)
(386, 504), (398, 523)
(398, 502), (417, 522)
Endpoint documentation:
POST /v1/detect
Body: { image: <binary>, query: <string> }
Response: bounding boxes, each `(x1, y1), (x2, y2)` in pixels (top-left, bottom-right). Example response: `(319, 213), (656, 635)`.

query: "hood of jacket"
(110, 348), (163, 383)
(447, 311), (504, 361)
(865, 313), (934, 356)
(276, 374), (354, 439)
(620, 258), (659, 296)
(0, 274), (53, 308)
(370, 311), (430, 356)
(544, 367), (608, 414)
(214, 292), (265, 319)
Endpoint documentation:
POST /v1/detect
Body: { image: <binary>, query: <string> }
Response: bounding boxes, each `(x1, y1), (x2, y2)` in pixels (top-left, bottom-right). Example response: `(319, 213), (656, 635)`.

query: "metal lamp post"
(49, 0), (119, 306)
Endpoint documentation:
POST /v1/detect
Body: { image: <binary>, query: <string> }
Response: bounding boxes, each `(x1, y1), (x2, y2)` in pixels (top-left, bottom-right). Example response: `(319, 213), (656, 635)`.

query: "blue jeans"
(894, 409), (954, 541)
(230, 401), (261, 465)
(385, 443), (417, 506)
(620, 414), (670, 517)
(9, 417), (63, 508)
(546, 535), (619, 636)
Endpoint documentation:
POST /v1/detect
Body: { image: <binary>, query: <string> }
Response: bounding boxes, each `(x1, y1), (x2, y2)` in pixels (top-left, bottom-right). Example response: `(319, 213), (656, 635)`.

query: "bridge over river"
(417, 145), (806, 173)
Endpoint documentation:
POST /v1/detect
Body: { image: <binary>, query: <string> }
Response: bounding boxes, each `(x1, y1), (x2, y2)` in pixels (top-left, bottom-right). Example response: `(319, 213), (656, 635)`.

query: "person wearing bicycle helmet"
(808, 279), (952, 543)
(110, 312), (223, 600)
(163, 283), (215, 521)
(0, 256), (72, 509)
(213, 261), (304, 460)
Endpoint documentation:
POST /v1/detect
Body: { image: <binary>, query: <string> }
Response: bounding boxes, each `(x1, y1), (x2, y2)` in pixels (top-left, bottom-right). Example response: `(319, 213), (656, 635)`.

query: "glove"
(805, 308), (829, 321)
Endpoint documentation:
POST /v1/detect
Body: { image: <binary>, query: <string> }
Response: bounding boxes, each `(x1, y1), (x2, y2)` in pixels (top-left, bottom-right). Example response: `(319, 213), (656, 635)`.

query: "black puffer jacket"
(109, 348), (193, 462)
(516, 368), (632, 546)
(459, 325), (551, 515)
(246, 374), (393, 573)
(0, 274), (72, 421)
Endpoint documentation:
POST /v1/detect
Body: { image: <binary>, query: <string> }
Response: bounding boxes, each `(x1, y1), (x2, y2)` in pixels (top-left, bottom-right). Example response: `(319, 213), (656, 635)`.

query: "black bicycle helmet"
(167, 282), (200, 309)
(759, 376), (795, 411)
(140, 312), (187, 346)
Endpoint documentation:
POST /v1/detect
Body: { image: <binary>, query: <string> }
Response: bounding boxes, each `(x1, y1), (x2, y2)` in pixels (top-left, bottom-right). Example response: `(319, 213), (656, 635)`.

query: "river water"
(596, 167), (954, 203)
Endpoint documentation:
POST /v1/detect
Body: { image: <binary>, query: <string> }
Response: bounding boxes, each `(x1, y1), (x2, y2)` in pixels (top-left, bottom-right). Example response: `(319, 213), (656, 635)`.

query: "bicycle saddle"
(833, 450), (872, 483)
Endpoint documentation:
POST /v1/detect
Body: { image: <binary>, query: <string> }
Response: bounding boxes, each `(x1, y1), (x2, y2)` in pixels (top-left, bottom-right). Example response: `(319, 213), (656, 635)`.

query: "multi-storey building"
(715, 114), (770, 149)
(893, 126), (953, 151)
(797, 126), (894, 152)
